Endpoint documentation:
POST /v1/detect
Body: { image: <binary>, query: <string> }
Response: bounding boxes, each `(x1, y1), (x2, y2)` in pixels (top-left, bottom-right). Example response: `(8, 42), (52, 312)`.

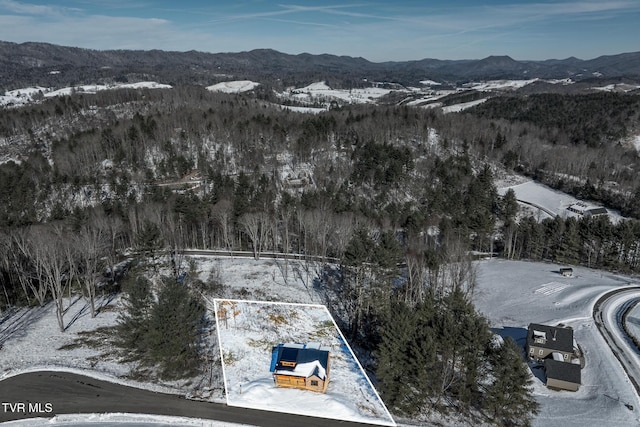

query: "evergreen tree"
(136, 220), (162, 261)
(556, 217), (581, 265)
(146, 277), (206, 380)
(376, 300), (419, 414)
(465, 165), (498, 251)
(500, 189), (519, 224)
(116, 274), (153, 362)
(483, 337), (539, 426)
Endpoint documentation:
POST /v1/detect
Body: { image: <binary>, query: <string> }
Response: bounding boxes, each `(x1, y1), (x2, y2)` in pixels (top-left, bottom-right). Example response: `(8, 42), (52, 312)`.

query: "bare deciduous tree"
(239, 212), (269, 260)
(75, 225), (108, 318)
(211, 199), (233, 251)
(30, 225), (73, 332)
(5, 229), (47, 307)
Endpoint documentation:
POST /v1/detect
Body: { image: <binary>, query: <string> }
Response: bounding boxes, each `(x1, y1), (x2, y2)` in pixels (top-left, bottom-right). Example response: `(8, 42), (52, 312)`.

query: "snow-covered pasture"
(206, 81), (260, 94)
(0, 82), (172, 108)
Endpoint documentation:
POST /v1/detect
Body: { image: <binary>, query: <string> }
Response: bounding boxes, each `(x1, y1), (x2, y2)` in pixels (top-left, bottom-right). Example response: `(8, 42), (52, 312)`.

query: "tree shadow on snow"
(0, 304), (50, 347)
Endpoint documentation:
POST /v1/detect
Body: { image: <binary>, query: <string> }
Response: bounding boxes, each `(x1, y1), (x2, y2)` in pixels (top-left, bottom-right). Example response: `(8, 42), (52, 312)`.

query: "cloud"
(0, 14), (179, 51)
(0, 0), (80, 16)
(208, 3), (372, 24)
(0, 0), (637, 61)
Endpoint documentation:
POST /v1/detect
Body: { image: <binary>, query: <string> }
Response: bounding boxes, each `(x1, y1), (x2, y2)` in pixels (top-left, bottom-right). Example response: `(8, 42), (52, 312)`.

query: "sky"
(0, 0), (638, 62)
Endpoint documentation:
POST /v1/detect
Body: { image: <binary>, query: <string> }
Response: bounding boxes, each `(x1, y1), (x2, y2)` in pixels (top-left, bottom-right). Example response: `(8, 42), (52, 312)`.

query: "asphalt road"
(593, 287), (640, 399)
(0, 371), (373, 426)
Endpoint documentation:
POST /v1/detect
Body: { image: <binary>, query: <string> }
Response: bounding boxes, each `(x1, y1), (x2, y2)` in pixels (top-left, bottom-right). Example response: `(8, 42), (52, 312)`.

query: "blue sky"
(0, 0), (638, 61)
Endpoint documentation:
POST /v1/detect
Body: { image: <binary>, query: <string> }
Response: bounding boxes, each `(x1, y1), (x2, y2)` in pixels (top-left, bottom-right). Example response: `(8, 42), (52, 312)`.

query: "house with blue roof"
(270, 343), (330, 393)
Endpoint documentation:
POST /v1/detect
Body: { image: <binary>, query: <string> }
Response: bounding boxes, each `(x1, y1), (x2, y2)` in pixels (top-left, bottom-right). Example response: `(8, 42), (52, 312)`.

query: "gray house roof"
(545, 359), (581, 385)
(585, 207), (608, 216)
(527, 323), (573, 353)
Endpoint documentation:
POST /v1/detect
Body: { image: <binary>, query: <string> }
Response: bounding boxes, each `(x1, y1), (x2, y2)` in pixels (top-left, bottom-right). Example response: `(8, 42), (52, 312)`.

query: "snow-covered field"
(206, 81), (260, 94)
(214, 299), (394, 426)
(0, 82), (172, 107)
(497, 179), (625, 223)
(441, 98), (488, 113)
(475, 259), (640, 427)
(283, 81), (393, 104)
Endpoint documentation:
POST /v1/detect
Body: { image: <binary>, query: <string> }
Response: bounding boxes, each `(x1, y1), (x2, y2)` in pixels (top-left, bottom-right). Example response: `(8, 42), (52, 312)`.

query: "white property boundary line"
(213, 298), (396, 426)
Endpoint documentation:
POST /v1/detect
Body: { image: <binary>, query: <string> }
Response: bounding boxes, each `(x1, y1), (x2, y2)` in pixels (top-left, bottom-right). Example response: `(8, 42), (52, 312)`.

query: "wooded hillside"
(1, 83), (639, 425)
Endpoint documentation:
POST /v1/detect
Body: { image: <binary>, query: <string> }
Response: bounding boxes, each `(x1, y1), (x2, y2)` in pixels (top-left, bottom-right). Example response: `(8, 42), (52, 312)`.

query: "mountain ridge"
(1, 40), (640, 89)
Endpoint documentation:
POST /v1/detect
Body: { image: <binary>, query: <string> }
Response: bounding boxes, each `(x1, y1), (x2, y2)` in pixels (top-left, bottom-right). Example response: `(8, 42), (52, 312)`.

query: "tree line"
(2, 85), (640, 425)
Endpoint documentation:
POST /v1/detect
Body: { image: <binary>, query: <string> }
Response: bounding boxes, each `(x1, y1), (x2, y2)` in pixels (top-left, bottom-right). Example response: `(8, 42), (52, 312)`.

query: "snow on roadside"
(0, 294), (186, 397)
(0, 413), (252, 426)
(624, 300), (640, 342)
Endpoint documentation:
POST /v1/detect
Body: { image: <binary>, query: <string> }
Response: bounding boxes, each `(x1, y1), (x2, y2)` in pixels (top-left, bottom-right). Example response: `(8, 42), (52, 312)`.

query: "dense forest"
(1, 84), (639, 425)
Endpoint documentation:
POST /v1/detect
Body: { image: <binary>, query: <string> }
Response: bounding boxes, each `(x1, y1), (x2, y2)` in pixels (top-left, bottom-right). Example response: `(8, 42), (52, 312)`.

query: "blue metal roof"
(270, 343), (330, 375)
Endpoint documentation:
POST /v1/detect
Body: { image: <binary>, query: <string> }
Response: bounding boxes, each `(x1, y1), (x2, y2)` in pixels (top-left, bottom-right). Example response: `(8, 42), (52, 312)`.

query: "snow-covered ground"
(205, 81), (260, 94)
(624, 298), (640, 343)
(0, 87), (48, 107)
(3, 253), (640, 426)
(466, 79), (539, 91)
(592, 83), (640, 93)
(631, 134), (640, 155)
(475, 259), (640, 427)
(214, 299), (394, 426)
(2, 413), (251, 426)
(497, 179), (625, 223)
(280, 105), (327, 114)
(0, 294), (185, 397)
(0, 82), (172, 108)
(441, 98), (488, 113)
(282, 81), (393, 104)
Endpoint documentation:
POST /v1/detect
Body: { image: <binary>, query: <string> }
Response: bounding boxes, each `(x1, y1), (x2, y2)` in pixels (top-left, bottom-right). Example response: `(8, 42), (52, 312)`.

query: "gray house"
(526, 323), (574, 361)
(544, 359), (581, 391)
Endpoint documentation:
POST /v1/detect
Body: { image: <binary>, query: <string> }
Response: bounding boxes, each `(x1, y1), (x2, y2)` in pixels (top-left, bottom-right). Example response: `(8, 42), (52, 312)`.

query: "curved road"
(0, 371), (373, 426)
(593, 287), (640, 397)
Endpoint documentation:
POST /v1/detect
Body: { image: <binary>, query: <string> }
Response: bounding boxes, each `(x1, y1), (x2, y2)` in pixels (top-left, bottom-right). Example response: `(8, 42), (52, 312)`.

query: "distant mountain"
(1, 41), (639, 90)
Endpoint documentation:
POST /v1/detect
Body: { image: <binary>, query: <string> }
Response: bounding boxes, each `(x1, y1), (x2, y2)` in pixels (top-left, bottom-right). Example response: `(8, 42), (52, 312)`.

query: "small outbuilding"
(559, 267), (573, 277)
(584, 207), (608, 218)
(544, 359), (581, 391)
(270, 343), (330, 393)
